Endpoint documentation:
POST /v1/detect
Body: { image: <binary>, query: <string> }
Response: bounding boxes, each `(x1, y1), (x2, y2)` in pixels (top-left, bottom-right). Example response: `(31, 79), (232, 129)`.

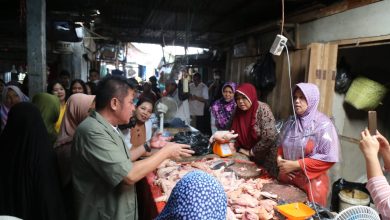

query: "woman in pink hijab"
(54, 93), (95, 219)
(55, 93), (96, 187)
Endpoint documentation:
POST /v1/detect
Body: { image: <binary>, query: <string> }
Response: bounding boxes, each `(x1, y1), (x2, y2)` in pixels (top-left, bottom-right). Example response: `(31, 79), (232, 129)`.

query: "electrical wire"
(281, 42), (321, 219)
(281, 0), (285, 35)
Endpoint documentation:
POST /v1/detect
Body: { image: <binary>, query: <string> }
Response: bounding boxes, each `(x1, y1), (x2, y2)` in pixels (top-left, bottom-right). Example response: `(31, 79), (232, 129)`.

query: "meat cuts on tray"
(154, 158), (290, 220)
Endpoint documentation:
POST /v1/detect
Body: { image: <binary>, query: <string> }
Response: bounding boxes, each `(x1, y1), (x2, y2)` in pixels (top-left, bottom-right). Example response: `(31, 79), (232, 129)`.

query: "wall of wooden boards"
(227, 56), (258, 83)
(306, 43), (338, 117)
(225, 44), (337, 120)
(267, 49), (308, 120)
(225, 50), (308, 120)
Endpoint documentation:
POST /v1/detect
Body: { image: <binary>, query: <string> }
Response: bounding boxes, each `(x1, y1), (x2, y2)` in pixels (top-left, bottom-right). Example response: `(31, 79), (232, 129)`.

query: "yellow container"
(338, 189), (370, 211)
(276, 202), (315, 220)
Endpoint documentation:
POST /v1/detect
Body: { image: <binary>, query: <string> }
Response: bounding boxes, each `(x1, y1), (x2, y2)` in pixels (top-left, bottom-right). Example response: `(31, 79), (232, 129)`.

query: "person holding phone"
(359, 128), (390, 220)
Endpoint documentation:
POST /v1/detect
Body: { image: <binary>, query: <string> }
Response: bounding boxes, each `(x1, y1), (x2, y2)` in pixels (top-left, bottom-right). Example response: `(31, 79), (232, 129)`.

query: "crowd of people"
(0, 67), (389, 220)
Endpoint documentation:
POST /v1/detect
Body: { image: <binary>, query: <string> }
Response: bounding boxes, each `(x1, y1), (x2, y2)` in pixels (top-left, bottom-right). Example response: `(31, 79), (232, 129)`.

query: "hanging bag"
(250, 53), (276, 93)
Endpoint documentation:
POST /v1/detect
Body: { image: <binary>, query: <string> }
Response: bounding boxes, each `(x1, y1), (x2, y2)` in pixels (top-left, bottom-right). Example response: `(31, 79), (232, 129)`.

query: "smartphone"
(368, 111), (377, 135)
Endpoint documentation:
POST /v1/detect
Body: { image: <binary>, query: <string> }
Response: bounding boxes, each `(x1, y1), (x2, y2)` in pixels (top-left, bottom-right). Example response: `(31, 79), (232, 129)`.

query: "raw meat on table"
(154, 158), (285, 219)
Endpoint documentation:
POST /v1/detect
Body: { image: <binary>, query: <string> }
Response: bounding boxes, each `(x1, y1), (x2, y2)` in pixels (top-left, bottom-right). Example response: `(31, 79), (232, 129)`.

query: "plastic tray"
(276, 202), (315, 220)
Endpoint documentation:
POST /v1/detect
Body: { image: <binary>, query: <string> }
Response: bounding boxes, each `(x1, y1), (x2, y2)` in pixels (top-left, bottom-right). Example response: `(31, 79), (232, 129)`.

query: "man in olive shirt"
(72, 75), (193, 220)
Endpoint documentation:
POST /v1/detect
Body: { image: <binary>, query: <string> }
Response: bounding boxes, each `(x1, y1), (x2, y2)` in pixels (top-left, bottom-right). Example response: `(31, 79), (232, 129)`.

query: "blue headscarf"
(156, 170), (227, 220)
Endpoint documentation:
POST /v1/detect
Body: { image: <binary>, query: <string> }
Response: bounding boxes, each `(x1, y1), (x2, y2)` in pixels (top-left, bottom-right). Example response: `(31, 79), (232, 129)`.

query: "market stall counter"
(137, 126), (309, 220)
(138, 157), (308, 219)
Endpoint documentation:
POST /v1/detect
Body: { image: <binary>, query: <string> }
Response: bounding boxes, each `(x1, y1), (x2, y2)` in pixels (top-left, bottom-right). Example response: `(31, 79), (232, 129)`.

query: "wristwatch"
(144, 141), (151, 152)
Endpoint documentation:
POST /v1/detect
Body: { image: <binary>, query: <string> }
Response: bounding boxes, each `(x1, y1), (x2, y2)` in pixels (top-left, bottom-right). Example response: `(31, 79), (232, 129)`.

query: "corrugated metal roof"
(0, 0), (375, 47)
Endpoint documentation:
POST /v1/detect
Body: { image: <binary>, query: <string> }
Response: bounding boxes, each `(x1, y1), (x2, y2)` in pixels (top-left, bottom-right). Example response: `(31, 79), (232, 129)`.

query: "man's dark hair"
(193, 72), (201, 79)
(127, 78), (139, 87)
(149, 76), (157, 83)
(95, 75), (134, 111)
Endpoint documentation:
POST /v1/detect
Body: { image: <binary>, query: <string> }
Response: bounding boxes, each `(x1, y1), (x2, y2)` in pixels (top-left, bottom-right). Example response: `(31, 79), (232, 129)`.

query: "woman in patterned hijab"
(210, 82), (237, 133)
(156, 170), (227, 220)
(230, 83), (278, 177)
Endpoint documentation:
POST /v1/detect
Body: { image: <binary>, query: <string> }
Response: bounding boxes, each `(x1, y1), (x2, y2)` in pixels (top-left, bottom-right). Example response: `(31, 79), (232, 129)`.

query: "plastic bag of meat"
(172, 131), (211, 156)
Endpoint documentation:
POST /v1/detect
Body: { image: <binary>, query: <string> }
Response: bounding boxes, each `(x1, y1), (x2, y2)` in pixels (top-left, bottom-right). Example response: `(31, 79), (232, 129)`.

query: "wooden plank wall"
(226, 51), (308, 121)
(306, 43), (338, 117)
(267, 49), (308, 120)
(228, 56), (258, 83)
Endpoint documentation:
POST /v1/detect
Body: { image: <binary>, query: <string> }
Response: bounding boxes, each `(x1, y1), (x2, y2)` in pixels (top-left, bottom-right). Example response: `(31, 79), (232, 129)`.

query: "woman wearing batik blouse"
(231, 83), (278, 177)
(210, 82), (237, 134)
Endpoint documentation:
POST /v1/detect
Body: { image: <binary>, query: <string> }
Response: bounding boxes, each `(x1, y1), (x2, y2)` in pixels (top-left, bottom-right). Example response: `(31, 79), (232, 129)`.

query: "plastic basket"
(345, 76), (387, 111)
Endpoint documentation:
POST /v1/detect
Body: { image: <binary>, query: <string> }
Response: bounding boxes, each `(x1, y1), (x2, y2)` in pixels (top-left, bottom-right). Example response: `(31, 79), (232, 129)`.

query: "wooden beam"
(216, 21), (280, 44)
(282, 29), (296, 49)
(287, 0), (381, 24)
(332, 34), (390, 46)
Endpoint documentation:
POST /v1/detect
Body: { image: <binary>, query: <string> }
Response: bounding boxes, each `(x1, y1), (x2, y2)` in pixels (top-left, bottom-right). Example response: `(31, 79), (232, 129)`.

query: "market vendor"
(277, 83), (340, 206)
(230, 83), (278, 177)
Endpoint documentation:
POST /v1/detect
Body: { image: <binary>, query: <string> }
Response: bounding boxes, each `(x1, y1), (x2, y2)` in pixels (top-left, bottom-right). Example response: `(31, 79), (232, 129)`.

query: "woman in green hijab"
(32, 93), (61, 145)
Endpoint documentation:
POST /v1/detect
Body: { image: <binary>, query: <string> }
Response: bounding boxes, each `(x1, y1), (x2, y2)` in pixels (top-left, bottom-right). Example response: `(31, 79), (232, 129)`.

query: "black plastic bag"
(330, 178), (370, 212)
(307, 202), (335, 220)
(250, 53), (276, 93)
(335, 57), (354, 94)
(172, 131), (211, 156)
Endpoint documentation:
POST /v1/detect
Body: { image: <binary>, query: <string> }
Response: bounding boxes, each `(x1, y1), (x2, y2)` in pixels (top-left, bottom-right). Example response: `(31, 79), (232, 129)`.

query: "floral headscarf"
(210, 82), (237, 130)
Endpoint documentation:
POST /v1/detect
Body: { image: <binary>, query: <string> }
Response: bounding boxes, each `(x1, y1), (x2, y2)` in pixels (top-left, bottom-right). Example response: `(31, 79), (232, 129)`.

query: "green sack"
(345, 76), (387, 111)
